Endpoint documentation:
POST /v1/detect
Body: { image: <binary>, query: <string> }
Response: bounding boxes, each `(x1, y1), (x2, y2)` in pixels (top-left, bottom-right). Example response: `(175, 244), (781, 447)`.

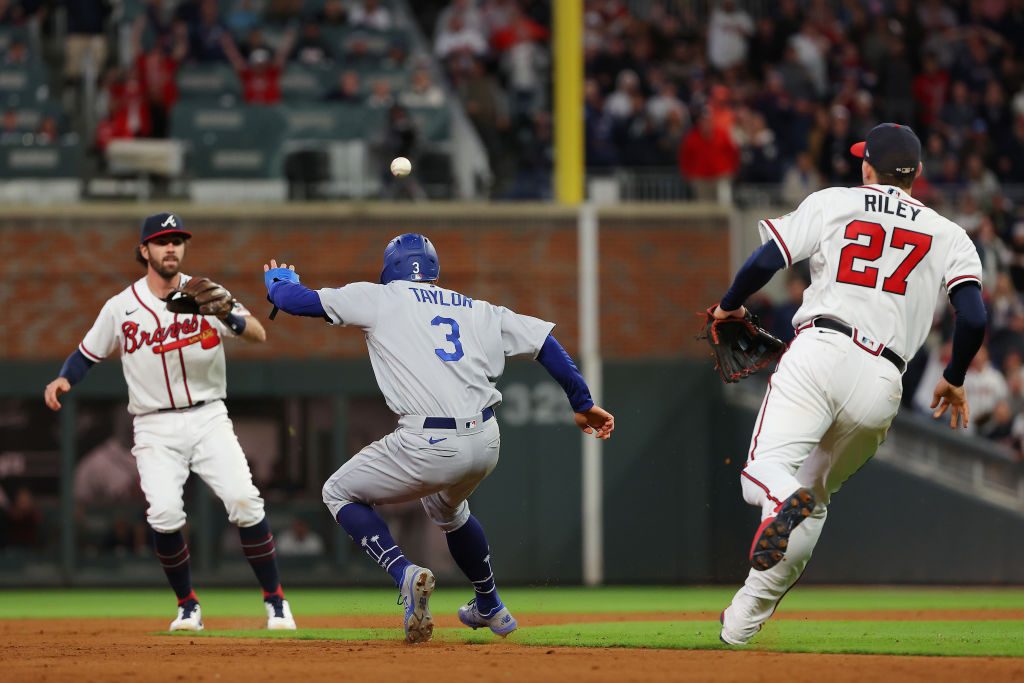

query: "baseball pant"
(322, 414), (501, 533)
(132, 400), (265, 533)
(723, 327), (902, 642)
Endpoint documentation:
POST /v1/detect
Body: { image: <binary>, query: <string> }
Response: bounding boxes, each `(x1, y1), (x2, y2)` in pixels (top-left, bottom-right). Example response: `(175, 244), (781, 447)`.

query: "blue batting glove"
(265, 267), (300, 291)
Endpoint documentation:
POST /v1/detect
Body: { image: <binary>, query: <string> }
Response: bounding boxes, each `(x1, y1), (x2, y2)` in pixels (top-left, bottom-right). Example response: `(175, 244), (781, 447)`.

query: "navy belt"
(807, 318), (906, 373)
(423, 406), (495, 430)
(158, 400), (206, 413)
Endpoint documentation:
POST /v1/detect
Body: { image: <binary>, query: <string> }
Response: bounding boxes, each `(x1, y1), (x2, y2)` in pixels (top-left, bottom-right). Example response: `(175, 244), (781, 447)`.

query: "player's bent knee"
(223, 492), (265, 527)
(147, 504), (187, 533)
(421, 495), (469, 533)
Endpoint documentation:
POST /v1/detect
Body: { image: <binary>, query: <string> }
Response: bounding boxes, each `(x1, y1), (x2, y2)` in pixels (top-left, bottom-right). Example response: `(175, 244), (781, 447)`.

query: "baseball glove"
(164, 277), (234, 318)
(698, 306), (786, 383)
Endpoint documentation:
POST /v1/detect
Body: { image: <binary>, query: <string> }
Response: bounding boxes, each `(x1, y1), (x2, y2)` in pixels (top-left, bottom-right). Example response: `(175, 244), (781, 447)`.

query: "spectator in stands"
(290, 20), (335, 65)
(265, 0), (304, 24)
(276, 518), (325, 557)
(605, 70), (640, 121)
(4, 37), (30, 65)
(377, 104), (426, 200)
(187, 0), (237, 63)
(503, 110), (552, 200)
(383, 37), (410, 69)
(492, 2), (548, 119)
(366, 78), (394, 109)
(435, 10), (487, 61)
(965, 152), (1002, 209)
(95, 72), (152, 151)
(780, 151), (822, 206)
(436, 0), (484, 40)
(0, 109), (19, 141)
(228, 32), (293, 105)
(0, 0), (31, 25)
(879, 39), (916, 124)
(36, 115), (57, 144)
(6, 486), (41, 548)
(817, 105), (858, 184)
(737, 109), (781, 184)
(324, 70), (363, 103)
(350, 0), (392, 31)
(400, 68), (444, 108)
(646, 80), (686, 129)
(677, 107), (739, 201)
(788, 21), (827, 97)
(226, 0), (261, 35)
(63, 0), (110, 84)
(316, 0), (349, 26)
(912, 52), (950, 131)
(133, 19), (187, 139)
(706, 0), (753, 73)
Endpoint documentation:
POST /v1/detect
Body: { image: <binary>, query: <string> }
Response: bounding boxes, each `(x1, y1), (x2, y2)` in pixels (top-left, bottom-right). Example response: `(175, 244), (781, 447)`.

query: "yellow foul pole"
(554, 0), (583, 205)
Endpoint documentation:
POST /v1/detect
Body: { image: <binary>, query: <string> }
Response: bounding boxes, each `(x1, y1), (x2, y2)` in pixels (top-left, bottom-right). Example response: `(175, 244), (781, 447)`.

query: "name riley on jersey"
(863, 193), (922, 221)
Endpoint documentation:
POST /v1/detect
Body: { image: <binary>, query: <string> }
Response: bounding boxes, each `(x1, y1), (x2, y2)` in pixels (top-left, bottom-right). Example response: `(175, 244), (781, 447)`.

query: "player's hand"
(263, 259), (297, 273)
(575, 405), (614, 440)
(713, 305), (746, 320)
(931, 377), (970, 429)
(44, 377), (71, 412)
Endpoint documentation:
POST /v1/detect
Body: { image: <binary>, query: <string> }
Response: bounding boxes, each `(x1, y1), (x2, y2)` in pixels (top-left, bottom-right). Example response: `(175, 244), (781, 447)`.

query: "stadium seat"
(0, 63), (49, 106)
(406, 106), (451, 143)
(283, 104), (384, 141)
(280, 64), (330, 101)
(0, 140), (82, 178)
(171, 104), (286, 178)
(175, 64), (243, 103)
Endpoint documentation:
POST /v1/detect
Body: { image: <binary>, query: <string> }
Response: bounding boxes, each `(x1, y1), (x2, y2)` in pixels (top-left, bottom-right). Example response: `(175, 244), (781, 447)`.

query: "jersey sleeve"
(496, 306), (556, 358)
(79, 298), (119, 362)
(944, 228), (984, 294)
(316, 282), (381, 330)
(757, 191), (825, 267)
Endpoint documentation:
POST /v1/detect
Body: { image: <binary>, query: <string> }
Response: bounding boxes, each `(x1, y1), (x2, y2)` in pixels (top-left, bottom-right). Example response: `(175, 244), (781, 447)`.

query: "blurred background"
(3, 0), (1024, 589)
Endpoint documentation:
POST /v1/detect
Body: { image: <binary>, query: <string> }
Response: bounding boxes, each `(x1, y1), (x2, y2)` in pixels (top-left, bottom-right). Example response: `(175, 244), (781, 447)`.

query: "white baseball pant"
(132, 400), (266, 533)
(322, 413), (501, 533)
(722, 326), (903, 643)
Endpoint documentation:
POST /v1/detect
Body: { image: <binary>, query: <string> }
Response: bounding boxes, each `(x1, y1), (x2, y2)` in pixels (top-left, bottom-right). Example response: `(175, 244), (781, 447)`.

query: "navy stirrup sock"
(446, 515), (500, 615)
(336, 503), (411, 587)
(238, 517), (284, 602)
(152, 529), (195, 603)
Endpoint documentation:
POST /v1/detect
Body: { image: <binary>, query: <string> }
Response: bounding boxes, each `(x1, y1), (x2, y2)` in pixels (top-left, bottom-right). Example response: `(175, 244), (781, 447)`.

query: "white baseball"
(390, 156), (412, 177)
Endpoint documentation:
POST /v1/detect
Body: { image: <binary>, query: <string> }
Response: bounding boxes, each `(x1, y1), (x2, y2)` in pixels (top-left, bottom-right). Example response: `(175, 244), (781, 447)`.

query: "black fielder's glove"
(697, 306), (786, 383)
(164, 276), (234, 318)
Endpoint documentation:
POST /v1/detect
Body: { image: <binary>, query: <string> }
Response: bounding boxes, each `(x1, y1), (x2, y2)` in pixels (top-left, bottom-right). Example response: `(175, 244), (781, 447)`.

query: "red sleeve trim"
(79, 343), (105, 362)
(946, 275), (981, 290)
(762, 219), (792, 267)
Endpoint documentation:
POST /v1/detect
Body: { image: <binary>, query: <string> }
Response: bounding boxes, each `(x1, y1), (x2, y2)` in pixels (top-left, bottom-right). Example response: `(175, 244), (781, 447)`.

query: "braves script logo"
(122, 317), (221, 354)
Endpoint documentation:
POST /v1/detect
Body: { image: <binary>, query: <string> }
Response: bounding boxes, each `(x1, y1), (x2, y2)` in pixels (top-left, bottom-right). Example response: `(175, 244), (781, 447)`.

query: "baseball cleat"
(265, 598), (297, 630)
(749, 487), (816, 571)
(458, 598), (518, 637)
(169, 601), (203, 632)
(400, 564), (435, 643)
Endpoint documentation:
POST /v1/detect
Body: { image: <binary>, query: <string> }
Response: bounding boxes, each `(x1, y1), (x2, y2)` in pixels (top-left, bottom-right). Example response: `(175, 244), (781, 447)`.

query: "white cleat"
(458, 599), (518, 637)
(169, 602), (204, 632)
(265, 598), (297, 630)
(400, 565), (436, 644)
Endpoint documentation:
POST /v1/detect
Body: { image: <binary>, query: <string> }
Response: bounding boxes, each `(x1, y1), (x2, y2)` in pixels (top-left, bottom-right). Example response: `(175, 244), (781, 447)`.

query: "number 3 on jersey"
(431, 316), (464, 361)
(836, 220), (932, 296)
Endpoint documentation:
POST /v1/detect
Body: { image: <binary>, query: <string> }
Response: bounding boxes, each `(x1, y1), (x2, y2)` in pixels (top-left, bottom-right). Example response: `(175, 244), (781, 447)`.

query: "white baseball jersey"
(760, 183), (982, 359)
(78, 274), (248, 415)
(317, 281), (554, 417)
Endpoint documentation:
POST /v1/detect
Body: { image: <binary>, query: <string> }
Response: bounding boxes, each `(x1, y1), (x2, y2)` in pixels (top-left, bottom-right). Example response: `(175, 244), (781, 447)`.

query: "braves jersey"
(317, 281), (554, 417)
(78, 274), (248, 415)
(760, 184), (982, 360)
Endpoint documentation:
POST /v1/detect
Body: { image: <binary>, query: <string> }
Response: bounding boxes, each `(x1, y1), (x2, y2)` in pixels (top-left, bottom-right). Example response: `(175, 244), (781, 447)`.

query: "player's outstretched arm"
(263, 260), (330, 319)
(535, 334), (614, 440)
(932, 282), (987, 430)
(44, 349), (96, 411)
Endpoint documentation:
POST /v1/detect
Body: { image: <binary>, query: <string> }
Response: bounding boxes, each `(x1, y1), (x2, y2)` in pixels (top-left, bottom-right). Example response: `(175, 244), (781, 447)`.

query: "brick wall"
(0, 204), (730, 361)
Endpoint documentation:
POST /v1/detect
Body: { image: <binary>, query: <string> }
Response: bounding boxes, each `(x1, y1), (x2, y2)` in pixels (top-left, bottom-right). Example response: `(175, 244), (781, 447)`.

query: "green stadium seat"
(0, 63), (49, 105)
(5, 101), (65, 133)
(281, 64), (329, 100)
(406, 106), (451, 142)
(175, 64), (243, 102)
(0, 140), (82, 178)
(283, 103), (385, 141)
(171, 104), (287, 178)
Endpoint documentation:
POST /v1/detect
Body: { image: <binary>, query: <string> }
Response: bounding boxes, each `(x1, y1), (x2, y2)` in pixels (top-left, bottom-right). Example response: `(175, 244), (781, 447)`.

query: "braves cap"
(140, 212), (191, 243)
(849, 123), (921, 177)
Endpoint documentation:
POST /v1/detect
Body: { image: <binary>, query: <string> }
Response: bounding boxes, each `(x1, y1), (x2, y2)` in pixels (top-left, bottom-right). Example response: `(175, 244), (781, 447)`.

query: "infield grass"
(3, 587), (1023, 657)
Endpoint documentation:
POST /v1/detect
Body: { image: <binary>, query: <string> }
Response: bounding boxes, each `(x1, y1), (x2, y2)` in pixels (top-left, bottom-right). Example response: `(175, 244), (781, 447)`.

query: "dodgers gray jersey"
(317, 282), (554, 417)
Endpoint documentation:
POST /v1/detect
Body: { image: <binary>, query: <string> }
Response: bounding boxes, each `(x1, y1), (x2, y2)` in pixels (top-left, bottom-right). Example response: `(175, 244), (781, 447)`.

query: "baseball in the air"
(390, 156), (412, 177)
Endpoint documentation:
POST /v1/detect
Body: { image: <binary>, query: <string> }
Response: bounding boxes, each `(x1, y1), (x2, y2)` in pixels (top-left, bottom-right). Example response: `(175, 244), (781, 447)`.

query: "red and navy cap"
(140, 212), (192, 243)
(850, 123), (921, 177)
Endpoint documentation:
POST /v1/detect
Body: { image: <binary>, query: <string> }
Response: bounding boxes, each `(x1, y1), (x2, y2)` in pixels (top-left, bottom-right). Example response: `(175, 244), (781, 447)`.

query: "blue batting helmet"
(379, 233), (440, 285)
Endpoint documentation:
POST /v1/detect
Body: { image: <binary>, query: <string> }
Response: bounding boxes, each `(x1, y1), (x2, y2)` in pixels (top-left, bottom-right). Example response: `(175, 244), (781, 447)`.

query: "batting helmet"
(380, 233), (440, 285)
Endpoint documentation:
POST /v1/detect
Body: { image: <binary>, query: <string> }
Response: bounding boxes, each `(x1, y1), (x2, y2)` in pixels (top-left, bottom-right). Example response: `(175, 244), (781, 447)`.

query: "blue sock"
(238, 517), (283, 600)
(151, 528), (194, 602)
(336, 503), (411, 587)
(445, 515), (500, 615)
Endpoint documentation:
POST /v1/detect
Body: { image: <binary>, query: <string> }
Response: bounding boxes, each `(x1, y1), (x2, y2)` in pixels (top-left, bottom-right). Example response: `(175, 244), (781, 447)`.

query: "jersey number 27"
(836, 220), (932, 296)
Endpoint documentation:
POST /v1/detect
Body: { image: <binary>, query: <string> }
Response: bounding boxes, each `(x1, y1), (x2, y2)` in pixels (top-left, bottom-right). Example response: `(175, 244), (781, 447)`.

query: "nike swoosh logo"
(125, 308), (138, 315)
(428, 437), (447, 445)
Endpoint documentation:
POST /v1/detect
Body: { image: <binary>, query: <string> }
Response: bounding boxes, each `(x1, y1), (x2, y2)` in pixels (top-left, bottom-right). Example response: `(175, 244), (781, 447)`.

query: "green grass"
(5, 587), (1024, 657)
(179, 620), (1024, 658)
(5, 586), (1024, 619)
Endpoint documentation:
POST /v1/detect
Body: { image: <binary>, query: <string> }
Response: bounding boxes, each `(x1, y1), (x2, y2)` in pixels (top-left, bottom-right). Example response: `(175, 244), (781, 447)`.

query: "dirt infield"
(3, 614), (1022, 683)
